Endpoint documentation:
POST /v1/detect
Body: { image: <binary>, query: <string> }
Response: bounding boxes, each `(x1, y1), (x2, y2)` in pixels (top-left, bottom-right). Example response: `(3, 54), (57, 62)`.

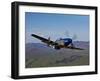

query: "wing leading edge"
(31, 34), (57, 45)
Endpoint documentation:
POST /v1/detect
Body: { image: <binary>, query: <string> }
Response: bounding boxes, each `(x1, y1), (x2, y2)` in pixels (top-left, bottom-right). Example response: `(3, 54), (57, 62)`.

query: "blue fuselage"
(55, 38), (72, 46)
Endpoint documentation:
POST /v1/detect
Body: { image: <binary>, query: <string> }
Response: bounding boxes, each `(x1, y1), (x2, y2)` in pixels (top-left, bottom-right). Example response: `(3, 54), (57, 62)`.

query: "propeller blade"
(72, 34), (77, 40)
(47, 37), (51, 46)
(65, 31), (70, 37)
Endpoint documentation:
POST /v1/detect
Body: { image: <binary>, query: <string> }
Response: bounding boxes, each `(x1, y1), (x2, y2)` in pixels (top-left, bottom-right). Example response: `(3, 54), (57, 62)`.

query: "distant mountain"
(25, 43), (56, 59)
(25, 41), (89, 68)
(26, 43), (52, 50)
(73, 41), (89, 49)
(26, 41), (89, 50)
(25, 41), (89, 59)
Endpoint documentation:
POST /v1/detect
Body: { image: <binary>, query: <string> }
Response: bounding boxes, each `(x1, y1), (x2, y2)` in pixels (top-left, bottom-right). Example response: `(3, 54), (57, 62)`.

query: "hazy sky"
(25, 12), (89, 43)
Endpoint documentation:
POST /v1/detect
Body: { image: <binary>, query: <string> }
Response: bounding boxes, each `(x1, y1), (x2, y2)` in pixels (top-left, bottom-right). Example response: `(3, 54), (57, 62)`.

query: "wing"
(59, 45), (84, 50)
(66, 46), (84, 50)
(31, 34), (57, 45)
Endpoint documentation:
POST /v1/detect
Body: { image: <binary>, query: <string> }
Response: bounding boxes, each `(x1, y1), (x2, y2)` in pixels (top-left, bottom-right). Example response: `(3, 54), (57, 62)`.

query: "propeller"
(65, 31), (70, 37)
(65, 31), (77, 40)
(47, 36), (51, 47)
(72, 34), (77, 40)
(64, 30), (78, 47)
(71, 34), (77, 47)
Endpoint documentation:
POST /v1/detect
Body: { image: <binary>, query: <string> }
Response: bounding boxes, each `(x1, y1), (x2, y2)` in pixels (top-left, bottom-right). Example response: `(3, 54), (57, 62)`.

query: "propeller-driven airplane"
(31, 34), (84, 50)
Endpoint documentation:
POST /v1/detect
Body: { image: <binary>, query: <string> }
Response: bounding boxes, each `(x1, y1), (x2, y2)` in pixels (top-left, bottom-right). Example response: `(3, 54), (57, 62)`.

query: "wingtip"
(31, 34), (37, 37)
(31, 34), (34, 36)
(31, 34), (33, 36)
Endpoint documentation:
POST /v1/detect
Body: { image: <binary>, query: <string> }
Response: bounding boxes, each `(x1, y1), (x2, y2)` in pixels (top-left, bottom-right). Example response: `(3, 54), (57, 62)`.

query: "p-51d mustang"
(31, 34), (83, 50)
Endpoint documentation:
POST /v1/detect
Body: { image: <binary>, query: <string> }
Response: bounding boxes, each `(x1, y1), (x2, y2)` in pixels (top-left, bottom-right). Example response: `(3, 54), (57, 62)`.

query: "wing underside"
(59, 45), (84, 50)
(31, 34), (57, 45)
(66, 46), (84, 50)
